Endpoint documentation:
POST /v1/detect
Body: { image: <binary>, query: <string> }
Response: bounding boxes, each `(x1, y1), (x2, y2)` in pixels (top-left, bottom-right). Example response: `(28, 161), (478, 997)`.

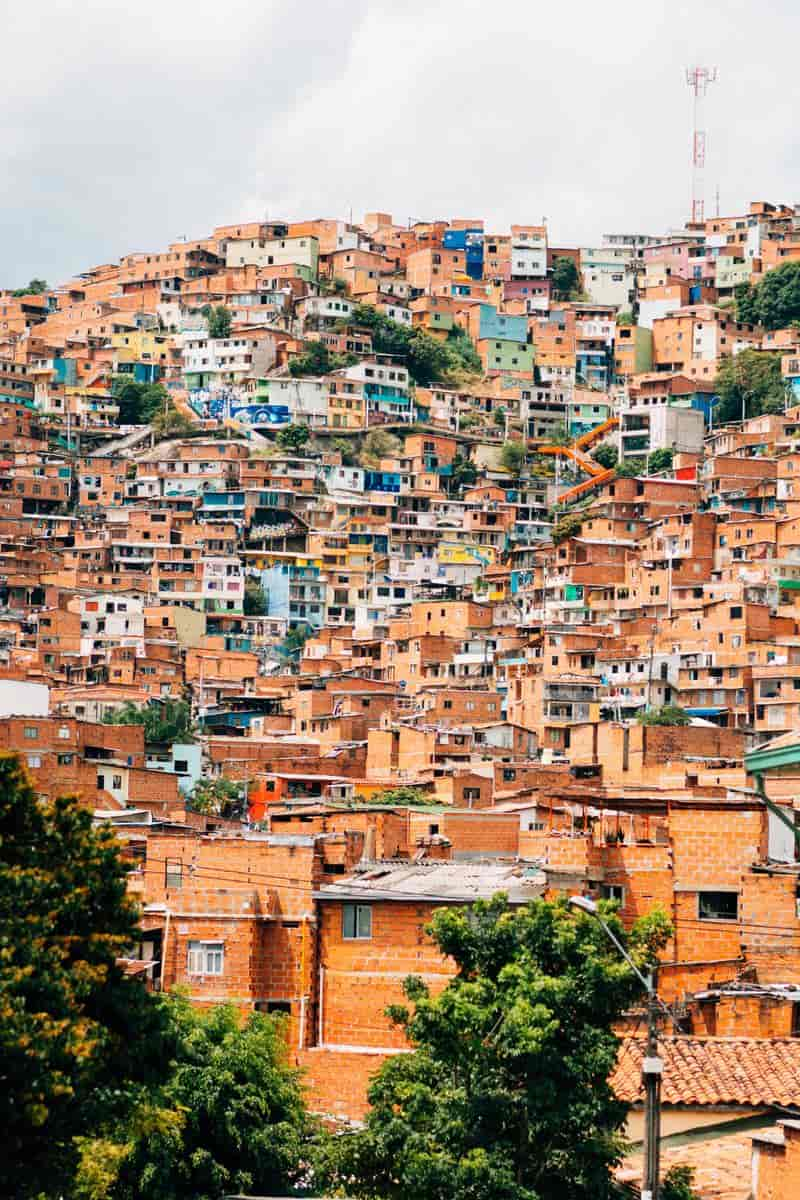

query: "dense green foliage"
(350, 303), (481, 386)
(368, 786), (439, 807)
(152, 401), (194, 440)
(323, 895), (671, 1200)
(448, 452), (478, 493)
(500, 439), (526, 475)
(113, 380), (169, 425)
(661, 1164), (700, 1200)
(552, 511), (584, 544)
(91, 998), (313, 1200)
(638, 704), (690, 727)
(647, 447), (674, 473)
(102, 699), (194, 745)
(187, 776), (246, 820)
(359, 428), (402, 467)
(615, 456), (647, 478)
(551, 256), (582, 301)
(276, 423), (311, 453)
(243, 575), (268, 615)
(592, 443), (618, 470)
(201, 304), (232, 339)
(735, 261), (800, 329)
(714, 349), (788, 423)
(0, 754), (173, 1198)
(615, 310), (635, 326)
(288, 339), (353, 376)
(11, 277), (48, 297)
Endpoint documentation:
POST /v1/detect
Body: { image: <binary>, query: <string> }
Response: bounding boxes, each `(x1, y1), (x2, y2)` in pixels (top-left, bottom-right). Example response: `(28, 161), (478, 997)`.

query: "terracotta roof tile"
(613, 1037), (800, 1108)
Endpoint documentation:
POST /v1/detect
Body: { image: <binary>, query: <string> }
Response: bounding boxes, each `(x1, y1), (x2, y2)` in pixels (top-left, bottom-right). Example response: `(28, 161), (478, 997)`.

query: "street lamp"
(569, 895), (664, 1200)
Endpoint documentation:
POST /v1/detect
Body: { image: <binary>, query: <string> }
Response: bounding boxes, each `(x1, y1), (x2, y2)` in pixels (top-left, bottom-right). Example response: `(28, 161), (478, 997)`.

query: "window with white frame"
(187, 940), (224, 975)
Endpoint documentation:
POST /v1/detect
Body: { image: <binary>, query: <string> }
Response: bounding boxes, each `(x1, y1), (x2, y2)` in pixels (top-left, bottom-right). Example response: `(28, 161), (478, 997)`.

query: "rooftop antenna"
(685, 66), (717, 225)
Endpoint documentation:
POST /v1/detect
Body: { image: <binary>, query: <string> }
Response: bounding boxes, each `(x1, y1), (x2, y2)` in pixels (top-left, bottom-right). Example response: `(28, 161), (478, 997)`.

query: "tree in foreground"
(551, 256), (582, 301)
(0, 753), (173, 1199)
(188, 775), (246, 820)
(592, 443), (618, 470)
(500, 439), (526, 476)
(323, 895), (670, 1200)
(113, 998), (313, 1200)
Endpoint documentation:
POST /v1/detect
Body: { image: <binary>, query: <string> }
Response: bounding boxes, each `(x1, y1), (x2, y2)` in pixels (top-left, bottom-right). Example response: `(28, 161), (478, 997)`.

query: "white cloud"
(2, 0), (798, 285)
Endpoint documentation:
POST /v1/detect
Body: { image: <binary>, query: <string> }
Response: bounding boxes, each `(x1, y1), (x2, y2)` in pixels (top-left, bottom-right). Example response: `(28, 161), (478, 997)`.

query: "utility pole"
(642, 978), (664, 1200)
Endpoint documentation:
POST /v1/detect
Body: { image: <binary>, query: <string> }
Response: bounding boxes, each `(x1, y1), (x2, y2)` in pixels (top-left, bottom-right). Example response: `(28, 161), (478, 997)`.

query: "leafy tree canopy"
(0, 754), (173, 1199)
(202, 304), (232, 340)
(323, 895), (671, 1200)
(368, 786), (439, 808)
(243, 575), (268, 616)
(647, 447), (674, 473)
(152, 401), (194, 440)
(592, 443), (618, 470)
(11, 277), (48, 297)
(638, 704), (690, 726)
(500, 439), (526, 475)
(288, 339), (353, 377)
(552, 510), (584, 545)
(615, 456), (647, 478)
(276, 423), (312, 453)
(113, 380), (169, 425)
(449, 452), (478, 494)
(107, 997), (314, 1200)
(616, 309), (635, 326)
(714, 349), (788, 423)
(359, 428), (402, 467)
(735, 261), (800, 329)
(188, 776), (246, 820)
(349, 303), (481, 386)
(551, 256), (582, 301)
(102, 699), (195, 745)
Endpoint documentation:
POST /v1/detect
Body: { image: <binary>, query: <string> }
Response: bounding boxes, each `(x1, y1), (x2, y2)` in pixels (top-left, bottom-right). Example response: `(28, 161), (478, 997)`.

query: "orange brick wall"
(318, 900), (454, 1050)
(755, 1124), (800, 1200)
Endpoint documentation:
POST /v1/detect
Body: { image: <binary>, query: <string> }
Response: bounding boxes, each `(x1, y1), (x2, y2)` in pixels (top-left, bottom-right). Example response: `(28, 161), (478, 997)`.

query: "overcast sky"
(3, 0), (798, 287)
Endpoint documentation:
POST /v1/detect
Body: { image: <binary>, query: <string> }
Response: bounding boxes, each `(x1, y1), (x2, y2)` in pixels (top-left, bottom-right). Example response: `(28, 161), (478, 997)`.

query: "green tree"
(359, 428), (402, 467)
(323, 895), (671, 1200)
(592, 443), (618, 470)
(552, 510), (584, 544)
(735, 261), (800, 329)
(188, 776), (246, 820)
(276, 423), (311, 454)
(715, 349), (788, 423)
(113, 997), (313, 1200)
(202, 304), (232, 339)
(616, 310), (635, 326)
(449, 453), (478, 494)
(370, 786), (438, 807)
(332, 436), (358, 466)
(493, 406), (507, 428)
(446, 324), (483, 376)
(103, 699), (194, 745)
(243, 575), (268, 616)
(661, 1164), (700, 1200)
(0, 753), (173, 1199)
(113, 380), (169, 425)
(551, 256), (582, 301)
(11, 277), (48, 297)
(615, 456), (647, 478)
(500, 439), (526, 476)
(408, 328), (454, 387)
(289, 340), (344, 377)
(638, 704), (690, 727)
(546, 421), (570, 446)
(152, 401), (194, 440)
(281, 622), (313, 657)
(648, 447), (674, 473)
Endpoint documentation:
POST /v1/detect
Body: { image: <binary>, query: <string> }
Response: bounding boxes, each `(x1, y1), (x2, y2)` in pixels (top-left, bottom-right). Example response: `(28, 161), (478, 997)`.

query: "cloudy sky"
(2, 0), (798, 287)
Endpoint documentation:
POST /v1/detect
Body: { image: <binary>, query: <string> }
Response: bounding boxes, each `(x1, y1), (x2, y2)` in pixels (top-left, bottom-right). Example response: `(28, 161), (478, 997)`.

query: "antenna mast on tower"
(685, 65), (717, 224)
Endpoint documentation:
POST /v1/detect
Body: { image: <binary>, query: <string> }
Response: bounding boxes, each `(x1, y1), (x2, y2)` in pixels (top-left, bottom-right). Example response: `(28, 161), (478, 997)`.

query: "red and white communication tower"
(686, 65), (717, 224)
